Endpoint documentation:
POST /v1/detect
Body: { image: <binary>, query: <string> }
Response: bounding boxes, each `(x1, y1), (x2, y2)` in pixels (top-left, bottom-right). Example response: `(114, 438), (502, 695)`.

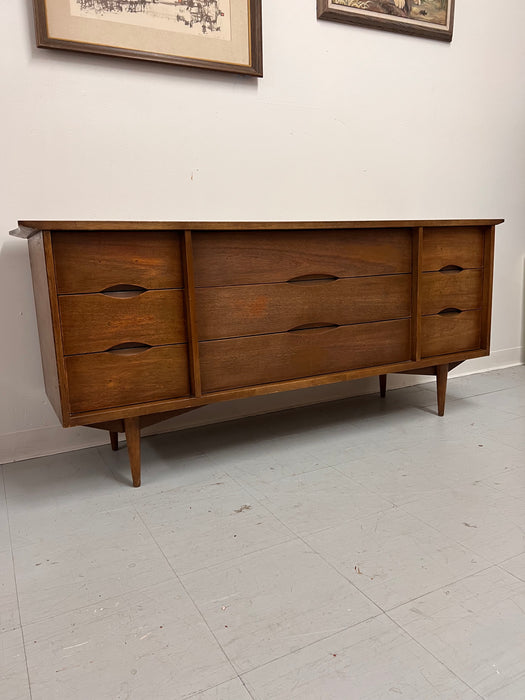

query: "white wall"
(1, 0), (524, 463)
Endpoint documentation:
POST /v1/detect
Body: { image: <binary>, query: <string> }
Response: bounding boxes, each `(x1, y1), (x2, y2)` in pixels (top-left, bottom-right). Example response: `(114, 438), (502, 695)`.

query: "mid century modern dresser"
(12, 219), (503, 486)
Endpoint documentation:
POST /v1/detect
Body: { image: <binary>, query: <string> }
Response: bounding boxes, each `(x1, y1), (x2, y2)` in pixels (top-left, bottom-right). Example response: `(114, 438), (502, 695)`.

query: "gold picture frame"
(32, 0), (263, 76)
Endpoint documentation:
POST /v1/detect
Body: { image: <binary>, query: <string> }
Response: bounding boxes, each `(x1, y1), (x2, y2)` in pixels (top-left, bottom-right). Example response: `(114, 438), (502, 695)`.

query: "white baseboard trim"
(1, 347), (522, 465)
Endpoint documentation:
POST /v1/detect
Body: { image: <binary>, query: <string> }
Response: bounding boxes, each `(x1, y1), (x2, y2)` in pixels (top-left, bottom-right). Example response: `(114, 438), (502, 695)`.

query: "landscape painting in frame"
(318, 0), (455, 42)
(32, 0), (263, 75)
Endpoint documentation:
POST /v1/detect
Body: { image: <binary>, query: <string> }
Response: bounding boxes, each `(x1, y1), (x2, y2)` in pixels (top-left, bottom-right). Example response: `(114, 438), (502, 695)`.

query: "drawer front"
(422, 227), (484, 271)
(53, 231), (184, 293)
(193, 230), (412, 286)
(66, 345), (190, 413)
(59, 290), (187, 355)
(421, 269), (483, 316)
(421, 311), (481, 358)
(200, 319), (411, 393)
(197, 275), (411, 340)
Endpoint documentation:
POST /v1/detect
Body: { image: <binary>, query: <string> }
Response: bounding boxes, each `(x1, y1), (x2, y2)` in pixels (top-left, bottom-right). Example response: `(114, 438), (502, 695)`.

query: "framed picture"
(318, 0), (455, 42)
(32, 0), (263, 76)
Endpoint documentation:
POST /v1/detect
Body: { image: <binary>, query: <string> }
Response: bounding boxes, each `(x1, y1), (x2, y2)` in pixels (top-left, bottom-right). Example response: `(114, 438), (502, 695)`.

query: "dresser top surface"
(11, 219), (504, 239)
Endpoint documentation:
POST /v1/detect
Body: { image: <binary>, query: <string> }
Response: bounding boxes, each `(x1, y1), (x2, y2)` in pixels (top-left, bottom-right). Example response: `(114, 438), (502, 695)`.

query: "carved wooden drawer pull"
(437, 308), (463, 316)
(286, 274), (338, 284)
(287, 323), (340, 333)
(439, 265), (464, 273)
(106, 343), (152, 355)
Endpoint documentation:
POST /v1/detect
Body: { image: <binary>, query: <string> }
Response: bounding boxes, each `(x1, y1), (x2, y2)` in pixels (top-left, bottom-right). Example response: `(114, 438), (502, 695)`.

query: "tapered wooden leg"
(379, 374), (387, 398)
(124, 417), (141, 487)
(436, 364), (448, 417)
(109, 431), (119, 451)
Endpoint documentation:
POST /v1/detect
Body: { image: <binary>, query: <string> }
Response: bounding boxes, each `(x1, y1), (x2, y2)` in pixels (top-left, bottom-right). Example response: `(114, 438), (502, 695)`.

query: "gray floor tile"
(181, 539), (380, 674)
(390, 567), (525, 700)
(14, 507), (176, 625)
(242, 615), (479, 700)
(484, 415), (525, 452)
(191, 677), (253, 699)
(401, 482), (525, 564)
(3, 448), (130, 525)
(500, 553), (525, 583)
(135, 476), (294, 575)
(0, 473), (11, 552)
(0, 627), (30, 700)
(0, 549), (19, 634)
(246, 466), (392, 536)
(24, 580), (235, 700)
(305, 508), (490, 609)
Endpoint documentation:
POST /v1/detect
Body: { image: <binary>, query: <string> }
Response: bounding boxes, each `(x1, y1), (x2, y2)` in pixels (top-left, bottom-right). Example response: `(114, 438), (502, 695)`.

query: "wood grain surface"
(421, 269), (483, 315)
(421, 310), (481, 357)
(196, 275), (411, 340)
(53, 230), (183, 293)
(422, 227), (485, 271)
(66, 345), (190, 413)
(59, 290), (186, 355)
(200, 319), (411, 393)
(192, 229), (412, 286)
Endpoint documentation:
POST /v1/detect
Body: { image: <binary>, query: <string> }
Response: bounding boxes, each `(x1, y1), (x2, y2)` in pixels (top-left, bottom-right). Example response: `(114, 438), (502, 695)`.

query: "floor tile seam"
(290, 527), (388, 617)
(224, 467), (403, 581)
(330, 463), (406, 505)
(211, 466), (308, 540)
(6, 503), (154, 552)
(495, 562), (525, 585)
(0, 623), (24, 637)
(225, 462), (334, 490)
(228, 463), (398, 529)
(393, 502), (500, 560)
(2, 467), (33, 700)
(221, 466), (327, 538)
(295, 502), (399, 540)
(383, 609), (485, 699)
(444, 382), (520, 400)
(238, 676), (257, 700)
(176, 534), (301, 578)
(184, 677), (256, 700)
(383, 562), (497, 616)
(180, 675), (241, 700)
(19, 573), (178, 630)
(131, 505), (240, 682)
(143, 492), (385, 679)
(494, 438), (525, 454)
(126, 472), (243, 509)
(320, 444), (404, 470)
(236, 610), (385, 678)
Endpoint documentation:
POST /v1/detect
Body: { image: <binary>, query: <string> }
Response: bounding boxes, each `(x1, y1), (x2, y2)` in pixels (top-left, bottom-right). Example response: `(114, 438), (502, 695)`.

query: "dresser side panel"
(28, 232), (68, 423)
(480, 226), (496, 351)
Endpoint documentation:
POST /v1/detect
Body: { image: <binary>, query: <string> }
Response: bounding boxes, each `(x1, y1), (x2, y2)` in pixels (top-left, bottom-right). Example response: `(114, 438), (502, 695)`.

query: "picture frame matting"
(32, 0), (263, 75)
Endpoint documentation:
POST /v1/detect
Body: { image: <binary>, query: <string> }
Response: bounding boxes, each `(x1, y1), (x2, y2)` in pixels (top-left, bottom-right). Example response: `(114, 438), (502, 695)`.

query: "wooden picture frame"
(32, 0), (262, 76)
(318, 0), (455, 42)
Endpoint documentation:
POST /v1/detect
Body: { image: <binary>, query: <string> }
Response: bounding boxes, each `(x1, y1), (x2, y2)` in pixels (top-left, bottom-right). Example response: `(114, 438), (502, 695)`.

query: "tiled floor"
(1, 365), (525, 699)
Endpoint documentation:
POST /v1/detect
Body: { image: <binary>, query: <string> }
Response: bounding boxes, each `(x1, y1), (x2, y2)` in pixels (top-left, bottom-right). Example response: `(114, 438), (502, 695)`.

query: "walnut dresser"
(11, 219), (503, 486)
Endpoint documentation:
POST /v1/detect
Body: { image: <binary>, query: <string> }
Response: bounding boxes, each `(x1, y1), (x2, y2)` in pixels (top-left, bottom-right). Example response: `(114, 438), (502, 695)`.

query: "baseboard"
(1, 347), (522, 465)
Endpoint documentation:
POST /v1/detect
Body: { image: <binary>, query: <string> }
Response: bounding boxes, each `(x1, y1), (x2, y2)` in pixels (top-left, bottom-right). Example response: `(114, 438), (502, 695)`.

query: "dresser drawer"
(196, 275), (411, 340)
(421, 310), (481, 358)
(200, 319), (411, 392)
(65, 345), (190, 413)
(421, 269), (483, 316)
(193, 230), (412, 286)
(422, 227), (484, 271)
(53, 231), (184, 293)
(59, 290), (187, 355)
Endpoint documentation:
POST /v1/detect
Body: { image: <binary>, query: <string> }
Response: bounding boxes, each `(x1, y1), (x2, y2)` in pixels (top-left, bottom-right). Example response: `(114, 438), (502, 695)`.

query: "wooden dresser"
(12, 219), (503, 486)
